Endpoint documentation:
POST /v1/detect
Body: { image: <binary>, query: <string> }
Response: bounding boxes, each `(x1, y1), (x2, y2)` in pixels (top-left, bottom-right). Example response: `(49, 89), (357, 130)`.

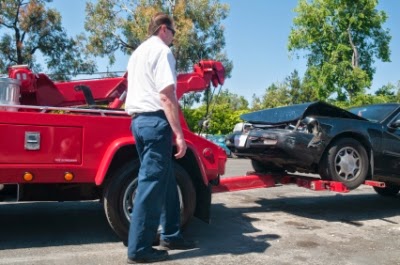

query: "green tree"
(84, 0), (232, 74)
(286, 70), (302, 104)
(375, 83), (395, 97)
(183, 104), (247, 135)
(259, 82), (292, 109)
(0, 0), (96, 79)
(285, 69), (318, 104)
(288, 0), (391, 102)
(180, 92), (202, 110)
(395, 81), (400, 102)
(212, 89), (248, 110)
(182, 88), (249, 134)
(375, 81), (400, 102)
(334, 93), (394, 109)
(251, 70), (318, 111)
(250, 93), (263, 111)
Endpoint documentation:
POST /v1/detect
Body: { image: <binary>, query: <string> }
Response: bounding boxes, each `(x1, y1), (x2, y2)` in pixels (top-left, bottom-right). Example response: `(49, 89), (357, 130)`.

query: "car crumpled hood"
(241, 101), (366, 125)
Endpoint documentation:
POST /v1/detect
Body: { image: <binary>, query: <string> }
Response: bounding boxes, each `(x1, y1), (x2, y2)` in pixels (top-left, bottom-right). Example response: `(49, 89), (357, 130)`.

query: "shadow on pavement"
(252, 192), (400, 225)
(171, 202), (278, 261)
(0, 201), (120, 250)
(2, 190), (395, 259)
(0, 199), (276, 258)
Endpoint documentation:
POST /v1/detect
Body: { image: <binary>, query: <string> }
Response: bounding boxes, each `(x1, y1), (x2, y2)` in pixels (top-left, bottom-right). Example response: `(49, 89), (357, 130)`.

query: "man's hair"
(148, 12), (174, 36)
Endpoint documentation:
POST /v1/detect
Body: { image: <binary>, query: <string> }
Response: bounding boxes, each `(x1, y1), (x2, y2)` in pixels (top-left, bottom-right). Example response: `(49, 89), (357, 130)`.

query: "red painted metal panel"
(0, 124), (82, 164)
(213, 173), (356, 194)
(213, 174), (276, 193)
(364, 180), (386, 188)
(281, 175), (350, 192)
(0, 111), (132, 183)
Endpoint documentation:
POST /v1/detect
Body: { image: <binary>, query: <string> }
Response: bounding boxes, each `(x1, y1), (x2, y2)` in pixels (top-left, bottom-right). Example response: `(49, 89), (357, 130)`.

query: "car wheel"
(373, 184), (400, 197)
(320, 138), (368, 190)
(251, 159), (285, 174)
(103, 160), (196, 241)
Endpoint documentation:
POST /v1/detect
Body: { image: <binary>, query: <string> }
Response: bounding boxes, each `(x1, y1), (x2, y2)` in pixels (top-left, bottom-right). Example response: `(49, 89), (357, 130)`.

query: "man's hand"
(160, 85), (187, 159)
(175, 136), (187, 159)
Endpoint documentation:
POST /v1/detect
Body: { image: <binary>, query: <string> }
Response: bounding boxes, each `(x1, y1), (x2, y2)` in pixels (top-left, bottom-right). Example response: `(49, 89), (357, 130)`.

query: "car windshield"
(348, 105), (398, 123)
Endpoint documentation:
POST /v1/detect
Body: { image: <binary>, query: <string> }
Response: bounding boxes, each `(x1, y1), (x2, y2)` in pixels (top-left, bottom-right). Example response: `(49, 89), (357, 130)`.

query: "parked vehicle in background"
(226, 101), (400, 192)
(233, 122), (252, 133)
(204, 134), (232, 157)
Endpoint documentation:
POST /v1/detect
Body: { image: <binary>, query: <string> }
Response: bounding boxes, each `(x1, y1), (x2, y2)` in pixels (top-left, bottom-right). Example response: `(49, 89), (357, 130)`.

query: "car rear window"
(349, 105), (398, 122)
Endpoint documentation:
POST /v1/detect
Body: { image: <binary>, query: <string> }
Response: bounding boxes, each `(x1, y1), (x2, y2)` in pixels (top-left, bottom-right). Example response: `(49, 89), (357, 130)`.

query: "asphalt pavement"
(1, 158), (400, 265)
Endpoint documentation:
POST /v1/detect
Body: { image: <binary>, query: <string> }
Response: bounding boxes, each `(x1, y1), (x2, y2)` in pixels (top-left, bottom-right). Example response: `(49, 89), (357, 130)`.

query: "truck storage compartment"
(0, 124), (82, 164)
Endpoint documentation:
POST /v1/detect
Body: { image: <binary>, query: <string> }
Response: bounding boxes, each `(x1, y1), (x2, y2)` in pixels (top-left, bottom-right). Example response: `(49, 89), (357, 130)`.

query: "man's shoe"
(160, 238), (197, 250)
(127, 249), (168, 264)
(123, 236), (159, 247)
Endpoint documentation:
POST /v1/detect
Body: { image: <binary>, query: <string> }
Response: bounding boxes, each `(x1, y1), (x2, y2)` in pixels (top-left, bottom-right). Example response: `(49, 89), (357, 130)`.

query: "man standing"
(124, 12), (195, 263)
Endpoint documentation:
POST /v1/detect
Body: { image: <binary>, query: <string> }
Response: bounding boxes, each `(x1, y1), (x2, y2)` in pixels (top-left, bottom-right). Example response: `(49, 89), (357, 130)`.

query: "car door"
(378, 112), (400, 177)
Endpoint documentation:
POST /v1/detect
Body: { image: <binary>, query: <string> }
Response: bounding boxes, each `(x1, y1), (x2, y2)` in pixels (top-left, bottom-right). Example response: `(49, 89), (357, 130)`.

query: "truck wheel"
(373, 184), (400, 197)
(103, 160), (196, 241)
(320, 138), (368, 190)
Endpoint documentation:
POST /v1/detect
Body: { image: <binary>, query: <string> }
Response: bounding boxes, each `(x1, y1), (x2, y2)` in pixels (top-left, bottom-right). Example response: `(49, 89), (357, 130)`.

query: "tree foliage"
(211, 88), (248, 110)
(259, 82), (292, 109)
(0, 0), (96, 79)
(84, 0), (232, 74)
(182, 89), (249, 134)
(288, 0), (391, 101)
(250, 70), (317, 110)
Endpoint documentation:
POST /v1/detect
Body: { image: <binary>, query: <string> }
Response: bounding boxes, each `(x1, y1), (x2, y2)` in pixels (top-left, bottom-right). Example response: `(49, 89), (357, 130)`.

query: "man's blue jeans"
(128, 111), (182, 259)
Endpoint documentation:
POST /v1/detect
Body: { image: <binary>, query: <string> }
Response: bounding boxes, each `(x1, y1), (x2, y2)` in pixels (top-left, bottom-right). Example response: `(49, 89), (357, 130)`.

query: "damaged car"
(226, 101), (400, 191)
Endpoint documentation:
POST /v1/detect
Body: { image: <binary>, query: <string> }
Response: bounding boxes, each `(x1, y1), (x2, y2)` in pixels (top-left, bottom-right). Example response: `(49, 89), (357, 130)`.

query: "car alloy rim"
(334, 146), (361, 181)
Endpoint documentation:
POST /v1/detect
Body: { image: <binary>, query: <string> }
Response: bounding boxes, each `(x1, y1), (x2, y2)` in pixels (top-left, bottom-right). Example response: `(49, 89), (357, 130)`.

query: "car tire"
(320, 138), (369, 190)
(103, 160), (196, 241)
(251, 159), (285, 174)
(373, 184), (400, 197)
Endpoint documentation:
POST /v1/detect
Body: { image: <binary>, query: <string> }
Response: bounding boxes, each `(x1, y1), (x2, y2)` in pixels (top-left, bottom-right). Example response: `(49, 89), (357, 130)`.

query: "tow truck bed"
(213, 173), (386, 193)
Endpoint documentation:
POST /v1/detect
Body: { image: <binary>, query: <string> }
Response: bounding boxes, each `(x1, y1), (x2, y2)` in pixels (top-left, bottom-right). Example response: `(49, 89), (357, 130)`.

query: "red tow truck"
(0, 60), (226, 241)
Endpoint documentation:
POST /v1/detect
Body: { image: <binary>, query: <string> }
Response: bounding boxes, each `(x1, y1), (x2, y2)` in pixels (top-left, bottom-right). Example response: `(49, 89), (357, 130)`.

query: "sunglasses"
(166, 26), (176, 36)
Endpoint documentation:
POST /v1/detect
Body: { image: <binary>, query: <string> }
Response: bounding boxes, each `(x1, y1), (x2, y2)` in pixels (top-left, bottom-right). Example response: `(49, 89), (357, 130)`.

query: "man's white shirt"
(125, 36), (177, 115)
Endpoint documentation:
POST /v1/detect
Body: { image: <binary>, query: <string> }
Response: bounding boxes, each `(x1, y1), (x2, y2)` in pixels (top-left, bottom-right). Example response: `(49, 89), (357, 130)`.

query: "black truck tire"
(103, 160), (196, 241)
(320, 138), (368, 190)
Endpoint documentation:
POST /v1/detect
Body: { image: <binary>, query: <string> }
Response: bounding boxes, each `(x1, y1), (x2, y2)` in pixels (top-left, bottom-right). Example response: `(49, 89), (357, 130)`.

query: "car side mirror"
(390, 119), (400, 129)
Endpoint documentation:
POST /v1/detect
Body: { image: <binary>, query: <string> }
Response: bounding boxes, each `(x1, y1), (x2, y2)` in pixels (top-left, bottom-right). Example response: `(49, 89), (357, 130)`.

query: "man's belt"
(131, 110), (164, 118)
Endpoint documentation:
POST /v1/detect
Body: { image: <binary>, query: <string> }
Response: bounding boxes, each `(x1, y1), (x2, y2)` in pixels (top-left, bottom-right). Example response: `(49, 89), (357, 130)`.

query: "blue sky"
(49, 0), (400, 102)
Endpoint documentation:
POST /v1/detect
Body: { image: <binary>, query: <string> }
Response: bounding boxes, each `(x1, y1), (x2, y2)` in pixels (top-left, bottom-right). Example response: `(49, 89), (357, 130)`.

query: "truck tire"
(103, 160), (196, 241)
(373, 184), (400, 197)
(319, 138), (368, 190)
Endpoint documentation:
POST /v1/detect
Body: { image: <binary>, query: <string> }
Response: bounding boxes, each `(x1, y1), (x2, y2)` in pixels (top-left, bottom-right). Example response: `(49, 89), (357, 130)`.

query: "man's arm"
(160, 85), (187, 159)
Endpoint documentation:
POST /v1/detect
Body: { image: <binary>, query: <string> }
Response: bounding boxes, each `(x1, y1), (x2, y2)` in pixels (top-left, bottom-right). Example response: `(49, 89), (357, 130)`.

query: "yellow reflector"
(64, 172), (74, 181)
(23, 172), (34, 182)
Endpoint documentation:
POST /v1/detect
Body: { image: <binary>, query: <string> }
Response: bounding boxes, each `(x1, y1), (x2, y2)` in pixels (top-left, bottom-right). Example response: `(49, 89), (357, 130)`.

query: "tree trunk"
(347, 27), (359, 68)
